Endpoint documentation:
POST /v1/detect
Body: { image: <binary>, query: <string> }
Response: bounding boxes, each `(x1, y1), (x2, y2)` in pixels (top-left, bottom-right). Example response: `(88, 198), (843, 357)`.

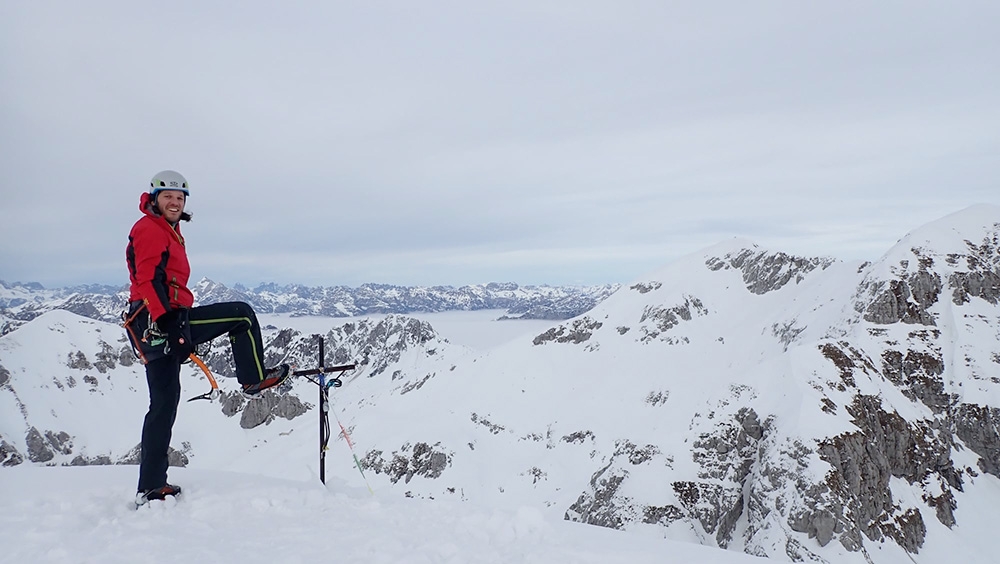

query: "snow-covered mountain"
(2, 204), (999, 564)
(0, 280), (617, 334)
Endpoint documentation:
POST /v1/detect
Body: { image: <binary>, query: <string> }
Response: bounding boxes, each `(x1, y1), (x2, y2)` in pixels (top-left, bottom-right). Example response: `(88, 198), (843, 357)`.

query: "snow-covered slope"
(2, 205), (999, 564)
(0, 465), (770, 564)
(0, 310), (148, 465)
(0, 310), (461, 473)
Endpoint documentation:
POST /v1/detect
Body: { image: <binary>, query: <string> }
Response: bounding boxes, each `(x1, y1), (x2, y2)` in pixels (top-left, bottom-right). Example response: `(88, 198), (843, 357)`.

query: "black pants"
(137, 301), (269, 492)
(138, 353), (182, 492)
(187, 301), (269, 387)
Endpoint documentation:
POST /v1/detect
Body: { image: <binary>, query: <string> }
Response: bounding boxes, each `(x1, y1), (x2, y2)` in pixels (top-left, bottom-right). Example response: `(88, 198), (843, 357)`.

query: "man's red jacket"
(126, 192), (194, 321)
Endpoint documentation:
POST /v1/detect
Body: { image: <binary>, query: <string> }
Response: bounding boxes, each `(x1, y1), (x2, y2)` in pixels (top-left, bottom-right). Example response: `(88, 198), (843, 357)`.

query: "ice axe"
(186, 353), (220, 402)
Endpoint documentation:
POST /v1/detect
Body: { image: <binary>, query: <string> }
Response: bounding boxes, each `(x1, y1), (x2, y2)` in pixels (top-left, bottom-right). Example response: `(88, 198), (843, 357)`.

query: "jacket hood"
(139, 192), (156, 217)
(138, 192), (184, 242)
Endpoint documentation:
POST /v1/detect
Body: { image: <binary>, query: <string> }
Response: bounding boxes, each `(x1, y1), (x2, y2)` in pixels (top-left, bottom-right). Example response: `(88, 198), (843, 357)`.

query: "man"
(124, 170), (290, 506)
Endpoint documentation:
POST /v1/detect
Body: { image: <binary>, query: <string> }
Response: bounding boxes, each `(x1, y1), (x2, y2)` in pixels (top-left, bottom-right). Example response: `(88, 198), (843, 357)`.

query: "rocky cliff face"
(543, 212), (1000, 561)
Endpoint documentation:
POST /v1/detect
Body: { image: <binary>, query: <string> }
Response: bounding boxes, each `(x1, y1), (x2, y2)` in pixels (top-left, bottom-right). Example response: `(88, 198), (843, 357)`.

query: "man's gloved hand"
(154, 309), (193, 358)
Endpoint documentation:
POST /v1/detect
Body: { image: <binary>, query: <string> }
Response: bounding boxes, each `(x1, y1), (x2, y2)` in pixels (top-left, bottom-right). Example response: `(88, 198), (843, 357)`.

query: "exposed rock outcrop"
(954, 403), (1000, 477)
(1, 438), (24, 466)
(237, 391), (310, 429)
(361, 442), (451, 484)
(863, 275), (941, 326)
(706, 248), (835, 294)
(817, 395), (959, 552)
(25, 427), (72, 463)
(533, 317), (603, 345)
(565, 441), (667, 530)
(637, 295), (707, 343)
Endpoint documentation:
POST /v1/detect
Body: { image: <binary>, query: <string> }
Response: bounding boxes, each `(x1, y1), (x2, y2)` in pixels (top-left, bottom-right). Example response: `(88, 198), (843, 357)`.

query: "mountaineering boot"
(136, 483), (182, 507)
(241, 364), (291, 398)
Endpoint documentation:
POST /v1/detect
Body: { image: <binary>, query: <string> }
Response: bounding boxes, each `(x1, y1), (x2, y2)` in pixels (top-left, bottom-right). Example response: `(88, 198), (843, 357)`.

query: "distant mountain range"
(3, 204), (999, 563)
(0, 279), (619, 334)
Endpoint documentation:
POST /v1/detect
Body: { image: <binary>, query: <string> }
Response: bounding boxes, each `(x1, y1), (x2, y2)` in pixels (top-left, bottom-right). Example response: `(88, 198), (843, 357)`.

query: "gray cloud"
(2, 1), (998, 288)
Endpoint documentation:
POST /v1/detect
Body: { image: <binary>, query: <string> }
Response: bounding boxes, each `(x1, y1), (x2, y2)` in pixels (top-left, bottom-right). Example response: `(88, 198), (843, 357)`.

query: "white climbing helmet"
(149, 170), (190, 197)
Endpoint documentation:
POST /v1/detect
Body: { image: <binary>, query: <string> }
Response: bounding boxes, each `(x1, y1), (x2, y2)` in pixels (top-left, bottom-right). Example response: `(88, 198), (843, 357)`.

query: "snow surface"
(0, 465), (770, 564)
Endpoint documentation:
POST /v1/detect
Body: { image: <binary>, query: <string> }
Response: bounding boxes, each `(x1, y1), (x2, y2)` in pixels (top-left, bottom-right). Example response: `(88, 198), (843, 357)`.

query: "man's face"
(156, 190), (186, 223)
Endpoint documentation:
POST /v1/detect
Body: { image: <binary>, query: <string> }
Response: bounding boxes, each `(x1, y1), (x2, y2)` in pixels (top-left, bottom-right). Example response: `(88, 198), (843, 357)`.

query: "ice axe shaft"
(186, 353), (220, 402)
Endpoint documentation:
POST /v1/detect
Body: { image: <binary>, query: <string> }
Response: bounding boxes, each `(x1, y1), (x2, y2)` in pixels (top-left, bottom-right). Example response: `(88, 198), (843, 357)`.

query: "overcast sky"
(2, 1), (998, 288)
